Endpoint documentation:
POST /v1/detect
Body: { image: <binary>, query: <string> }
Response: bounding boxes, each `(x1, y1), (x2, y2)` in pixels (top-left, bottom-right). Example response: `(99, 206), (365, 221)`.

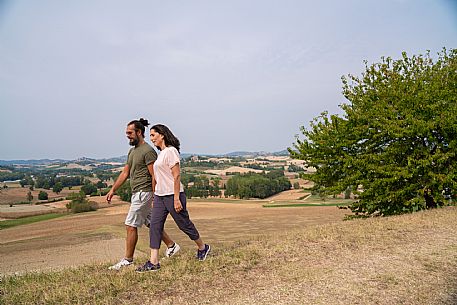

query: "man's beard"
(129, 137), (139, 146)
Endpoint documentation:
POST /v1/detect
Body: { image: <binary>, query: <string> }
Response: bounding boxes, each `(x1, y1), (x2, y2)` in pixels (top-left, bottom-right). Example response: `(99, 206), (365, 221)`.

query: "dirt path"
(0, 200), (348, 275)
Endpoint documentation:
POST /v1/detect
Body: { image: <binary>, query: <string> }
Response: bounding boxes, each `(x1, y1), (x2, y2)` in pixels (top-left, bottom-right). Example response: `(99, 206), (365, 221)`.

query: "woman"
(136, 124), (211, 272)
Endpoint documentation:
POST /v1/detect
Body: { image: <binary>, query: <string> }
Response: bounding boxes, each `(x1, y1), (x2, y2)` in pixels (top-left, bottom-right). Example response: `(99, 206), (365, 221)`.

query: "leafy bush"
(68, 201), (98, 213)
(38, 191), (48, 200)
(66, 191), (98, 213)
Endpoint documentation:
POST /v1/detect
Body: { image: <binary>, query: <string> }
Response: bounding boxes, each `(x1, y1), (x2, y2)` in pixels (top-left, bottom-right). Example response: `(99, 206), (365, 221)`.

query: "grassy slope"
(0, 213), (65, 230)
(1, 207), (456, 305)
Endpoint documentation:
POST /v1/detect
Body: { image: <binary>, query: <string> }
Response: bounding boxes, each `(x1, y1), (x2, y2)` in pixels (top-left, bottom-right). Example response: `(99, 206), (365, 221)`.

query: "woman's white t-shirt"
(153, 146), (184, 196)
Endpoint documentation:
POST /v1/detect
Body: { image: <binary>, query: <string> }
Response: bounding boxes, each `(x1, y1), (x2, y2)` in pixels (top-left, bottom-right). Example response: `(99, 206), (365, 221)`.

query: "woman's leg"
(166, 193), (201, 243)
(166, 193), (211, 261)
(165, 193), (205, 250)
(149, 195), (168, 264)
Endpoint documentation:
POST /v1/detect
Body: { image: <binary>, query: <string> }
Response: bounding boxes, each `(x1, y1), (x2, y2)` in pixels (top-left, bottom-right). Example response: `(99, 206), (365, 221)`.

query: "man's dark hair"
(128, 118), (149, 137)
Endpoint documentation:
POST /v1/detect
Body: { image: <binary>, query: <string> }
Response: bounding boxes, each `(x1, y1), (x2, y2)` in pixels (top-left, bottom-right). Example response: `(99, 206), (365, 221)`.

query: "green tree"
(26, 191), (33, 202)
(96, 180), (108, 189)
(210, 177), (222, 197)
(53, 182), (64, 194)
(290, 48), (457, 216)
(116, 180), (132, 202)
(81, 182), (98, 196)
(38, 191), (48, 200)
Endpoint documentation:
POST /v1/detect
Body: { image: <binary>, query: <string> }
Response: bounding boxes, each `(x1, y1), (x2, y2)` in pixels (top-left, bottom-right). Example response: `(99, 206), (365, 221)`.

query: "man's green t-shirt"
(127, 143), (158, 193)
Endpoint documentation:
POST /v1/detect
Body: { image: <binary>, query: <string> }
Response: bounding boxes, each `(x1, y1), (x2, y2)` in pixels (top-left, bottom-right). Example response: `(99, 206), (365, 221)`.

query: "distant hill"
(94, 156), (127, 163)
(184, 150), (289, 158)
(0, 159), (67, 166)
(0, 150), (289, 166)
(222, 149), (289, 157)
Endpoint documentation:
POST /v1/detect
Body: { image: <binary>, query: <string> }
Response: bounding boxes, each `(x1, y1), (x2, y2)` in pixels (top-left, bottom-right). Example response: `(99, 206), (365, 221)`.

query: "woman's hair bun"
(139, 118), (149, 127)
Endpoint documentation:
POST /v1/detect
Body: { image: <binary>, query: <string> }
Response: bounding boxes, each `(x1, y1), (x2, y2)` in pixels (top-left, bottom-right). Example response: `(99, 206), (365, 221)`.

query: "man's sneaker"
(108, 258), (133, 270)
(135, 261), (160, 273)
(197, 244), (211, 261)
(165, 243), (181, 258)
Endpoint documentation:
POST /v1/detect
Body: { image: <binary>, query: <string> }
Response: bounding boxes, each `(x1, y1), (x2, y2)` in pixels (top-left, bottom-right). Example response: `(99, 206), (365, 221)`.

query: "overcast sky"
(1, 0), (456, 160)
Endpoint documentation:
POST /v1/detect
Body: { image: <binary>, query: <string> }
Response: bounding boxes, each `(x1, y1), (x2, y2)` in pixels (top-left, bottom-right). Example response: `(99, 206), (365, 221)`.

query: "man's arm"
(147, 162), (156, 193)
(106, 164), (130, 203)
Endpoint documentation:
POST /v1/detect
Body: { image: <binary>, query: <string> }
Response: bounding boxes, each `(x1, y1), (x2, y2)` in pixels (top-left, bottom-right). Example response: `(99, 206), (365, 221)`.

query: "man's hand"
(106, 190), (114, 204)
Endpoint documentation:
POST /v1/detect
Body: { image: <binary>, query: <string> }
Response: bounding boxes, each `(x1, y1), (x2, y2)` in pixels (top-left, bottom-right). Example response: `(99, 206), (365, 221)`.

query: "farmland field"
(0, 197), (347, 275)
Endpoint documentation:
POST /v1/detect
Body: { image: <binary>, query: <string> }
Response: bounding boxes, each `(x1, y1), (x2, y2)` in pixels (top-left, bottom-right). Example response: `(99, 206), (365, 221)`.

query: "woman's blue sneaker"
(197, 244), (211, 261)
(135, 260), (160, 273)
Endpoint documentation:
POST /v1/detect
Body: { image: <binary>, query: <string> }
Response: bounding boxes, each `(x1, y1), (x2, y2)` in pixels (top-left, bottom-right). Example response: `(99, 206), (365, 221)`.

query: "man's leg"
(125, 225), (138, 260)
(162, 230), (174, 247)
(123, 191), (148, 260)
(109, 192), (144, 270)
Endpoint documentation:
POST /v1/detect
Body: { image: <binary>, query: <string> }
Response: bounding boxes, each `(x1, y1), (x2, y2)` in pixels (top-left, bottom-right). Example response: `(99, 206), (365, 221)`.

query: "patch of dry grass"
(1, 207), (456, 304)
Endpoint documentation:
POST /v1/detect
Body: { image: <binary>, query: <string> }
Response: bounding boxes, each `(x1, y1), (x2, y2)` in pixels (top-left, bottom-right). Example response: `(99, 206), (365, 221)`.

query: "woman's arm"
(171, 163), (183, 212)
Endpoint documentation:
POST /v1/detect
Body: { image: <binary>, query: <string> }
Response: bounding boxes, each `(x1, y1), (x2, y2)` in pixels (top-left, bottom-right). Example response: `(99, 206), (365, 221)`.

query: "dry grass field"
(0, 188), (115, 219)
(0, 200), (456, 304)
(0, 198), (346, 275)
(0, 185), (74, 206)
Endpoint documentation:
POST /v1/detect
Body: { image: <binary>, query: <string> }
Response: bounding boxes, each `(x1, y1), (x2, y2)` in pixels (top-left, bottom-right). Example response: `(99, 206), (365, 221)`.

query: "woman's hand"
(174, 198), (183, 212)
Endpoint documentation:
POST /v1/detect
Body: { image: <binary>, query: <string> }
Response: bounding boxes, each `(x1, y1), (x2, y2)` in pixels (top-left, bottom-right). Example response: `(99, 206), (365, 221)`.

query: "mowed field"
(0, 197), (347, 275)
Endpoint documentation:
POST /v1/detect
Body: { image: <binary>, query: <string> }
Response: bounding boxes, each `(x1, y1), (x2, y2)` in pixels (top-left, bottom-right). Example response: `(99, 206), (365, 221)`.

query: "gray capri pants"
(149, 192), (200, 249)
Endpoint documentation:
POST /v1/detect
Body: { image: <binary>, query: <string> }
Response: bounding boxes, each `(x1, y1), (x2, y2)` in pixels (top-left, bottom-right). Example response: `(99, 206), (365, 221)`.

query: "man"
(106, 118), (180, 270)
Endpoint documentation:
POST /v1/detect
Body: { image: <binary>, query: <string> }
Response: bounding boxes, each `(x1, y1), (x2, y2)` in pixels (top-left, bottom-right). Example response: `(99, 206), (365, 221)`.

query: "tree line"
(225, 170), (291, 199)
(181, 174), (221, 198)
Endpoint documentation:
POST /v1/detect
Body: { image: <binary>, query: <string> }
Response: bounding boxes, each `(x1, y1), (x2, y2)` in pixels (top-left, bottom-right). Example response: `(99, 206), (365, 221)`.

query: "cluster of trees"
(242, 163), (279, 172)
(225, 170), (291, 199)
(0, 171), (25, 182)
(182, 160), (222, 169)
(290, 49), (457, 216)
(181, 174), (221, 198)
(94, 171), (117, 182)
(20, 175), (86, 190)
(243, 163), (264, 170)
(66, 191), (98, 213)
(287, 164), (304, 173)
(18, 174), (109, 196)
